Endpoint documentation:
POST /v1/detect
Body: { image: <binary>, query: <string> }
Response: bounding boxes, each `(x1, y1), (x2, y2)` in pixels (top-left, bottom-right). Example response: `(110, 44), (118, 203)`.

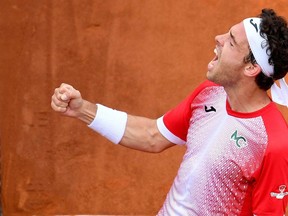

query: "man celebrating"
(51, 8), (288, 215)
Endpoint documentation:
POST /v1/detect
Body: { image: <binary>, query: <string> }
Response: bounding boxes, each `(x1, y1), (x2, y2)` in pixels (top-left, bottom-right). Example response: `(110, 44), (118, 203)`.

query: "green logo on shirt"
(231, 130), (247, 148)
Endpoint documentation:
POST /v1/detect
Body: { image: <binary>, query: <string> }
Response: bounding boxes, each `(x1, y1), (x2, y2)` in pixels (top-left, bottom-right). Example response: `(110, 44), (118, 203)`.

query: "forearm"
(84, 104), (174, 153)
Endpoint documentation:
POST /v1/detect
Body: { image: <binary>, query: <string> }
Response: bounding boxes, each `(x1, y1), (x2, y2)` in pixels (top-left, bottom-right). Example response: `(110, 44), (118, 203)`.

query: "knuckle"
(57, 106), (63, 112)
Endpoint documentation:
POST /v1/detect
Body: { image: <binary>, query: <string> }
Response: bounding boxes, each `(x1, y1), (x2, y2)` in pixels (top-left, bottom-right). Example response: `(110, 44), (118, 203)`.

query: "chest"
(184, 89), (268, 179)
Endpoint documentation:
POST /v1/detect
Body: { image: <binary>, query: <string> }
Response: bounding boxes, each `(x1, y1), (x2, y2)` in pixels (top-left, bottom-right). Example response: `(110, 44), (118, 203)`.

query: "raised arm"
(51, 83), (175, 153)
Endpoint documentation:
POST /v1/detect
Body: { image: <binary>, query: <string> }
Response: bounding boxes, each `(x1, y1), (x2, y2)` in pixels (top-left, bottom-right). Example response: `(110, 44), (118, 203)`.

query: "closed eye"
(229, 31), (237, 47)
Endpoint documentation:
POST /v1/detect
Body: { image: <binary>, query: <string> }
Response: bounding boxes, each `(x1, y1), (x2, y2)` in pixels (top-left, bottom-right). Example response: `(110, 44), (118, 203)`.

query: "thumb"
(59, 84), (76, 101)
(59, 86), (82, 106)
(60, 93), (69, 101)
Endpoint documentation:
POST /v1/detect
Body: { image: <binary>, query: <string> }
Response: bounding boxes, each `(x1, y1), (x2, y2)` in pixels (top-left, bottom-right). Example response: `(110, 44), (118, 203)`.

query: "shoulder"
(185, 80), (222, 105)
(252, 104), (288, 214)
(194, 80), (219, 93)
(262, 103), (288, 151)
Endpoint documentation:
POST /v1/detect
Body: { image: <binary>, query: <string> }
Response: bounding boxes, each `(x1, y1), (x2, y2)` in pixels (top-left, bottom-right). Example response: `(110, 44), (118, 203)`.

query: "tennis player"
(51, 8), (288, 215)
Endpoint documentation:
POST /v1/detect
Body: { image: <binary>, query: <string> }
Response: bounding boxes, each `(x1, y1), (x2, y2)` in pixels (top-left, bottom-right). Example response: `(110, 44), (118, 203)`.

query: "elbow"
(146, 135), (173, 153)
(148, 142), (165, 153)
(145, 124), (175, 153)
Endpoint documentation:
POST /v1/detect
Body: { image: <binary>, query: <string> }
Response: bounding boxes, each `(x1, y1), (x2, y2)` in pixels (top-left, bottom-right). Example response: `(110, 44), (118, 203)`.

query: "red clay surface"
(0, 0), (287, 215)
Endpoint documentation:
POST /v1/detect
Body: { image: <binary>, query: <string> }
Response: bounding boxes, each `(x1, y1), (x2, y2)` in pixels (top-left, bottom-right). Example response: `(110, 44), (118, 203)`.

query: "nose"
(215, 33), (228, 47)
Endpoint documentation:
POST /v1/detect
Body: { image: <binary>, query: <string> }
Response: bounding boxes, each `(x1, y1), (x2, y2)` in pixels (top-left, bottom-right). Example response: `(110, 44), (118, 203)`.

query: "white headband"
(243, 18), (274, 77)
(243, 17), (288, 107)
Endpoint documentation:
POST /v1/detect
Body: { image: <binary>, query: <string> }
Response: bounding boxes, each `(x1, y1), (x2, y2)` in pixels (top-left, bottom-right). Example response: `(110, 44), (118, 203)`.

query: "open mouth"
(212, 48), (219, 61)
(208, 48), (219, 70)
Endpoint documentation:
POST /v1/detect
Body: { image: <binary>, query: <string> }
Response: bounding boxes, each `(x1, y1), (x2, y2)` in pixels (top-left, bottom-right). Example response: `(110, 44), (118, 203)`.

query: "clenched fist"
(51, 83), (97, 124)
(51, 83), (83, 118)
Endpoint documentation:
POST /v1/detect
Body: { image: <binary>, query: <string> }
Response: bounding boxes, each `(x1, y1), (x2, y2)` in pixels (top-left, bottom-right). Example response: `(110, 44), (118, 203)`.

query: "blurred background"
(0, 0), (287, 215)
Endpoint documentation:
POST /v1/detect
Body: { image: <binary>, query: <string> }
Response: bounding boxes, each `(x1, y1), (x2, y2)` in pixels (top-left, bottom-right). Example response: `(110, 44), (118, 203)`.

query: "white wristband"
(88, 104), (128, 144)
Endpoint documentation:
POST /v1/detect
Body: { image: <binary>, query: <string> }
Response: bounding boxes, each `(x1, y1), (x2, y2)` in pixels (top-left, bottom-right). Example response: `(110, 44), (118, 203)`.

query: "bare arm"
(51, 83), (175, 153)
(120, 115), (175, 152)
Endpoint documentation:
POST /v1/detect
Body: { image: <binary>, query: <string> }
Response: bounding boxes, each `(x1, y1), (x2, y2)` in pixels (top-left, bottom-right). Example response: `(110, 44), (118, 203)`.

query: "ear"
(244, 63), (262, 77)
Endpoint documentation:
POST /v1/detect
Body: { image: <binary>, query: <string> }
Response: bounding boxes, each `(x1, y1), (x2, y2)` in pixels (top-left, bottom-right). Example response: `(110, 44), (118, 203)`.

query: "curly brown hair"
(244, 9), (288, 90)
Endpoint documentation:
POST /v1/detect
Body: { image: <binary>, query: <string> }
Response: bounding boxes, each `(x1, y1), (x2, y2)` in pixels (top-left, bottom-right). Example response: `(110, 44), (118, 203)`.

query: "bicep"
(119, 115), (175, 153)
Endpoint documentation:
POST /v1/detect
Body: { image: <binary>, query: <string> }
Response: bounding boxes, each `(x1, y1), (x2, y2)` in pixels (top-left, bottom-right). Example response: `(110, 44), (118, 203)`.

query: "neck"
(224, 83), (271, 113)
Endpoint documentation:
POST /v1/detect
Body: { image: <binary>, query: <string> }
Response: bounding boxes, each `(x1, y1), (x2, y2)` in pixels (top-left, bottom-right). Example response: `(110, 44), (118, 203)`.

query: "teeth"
(214, 48), (217, 55)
